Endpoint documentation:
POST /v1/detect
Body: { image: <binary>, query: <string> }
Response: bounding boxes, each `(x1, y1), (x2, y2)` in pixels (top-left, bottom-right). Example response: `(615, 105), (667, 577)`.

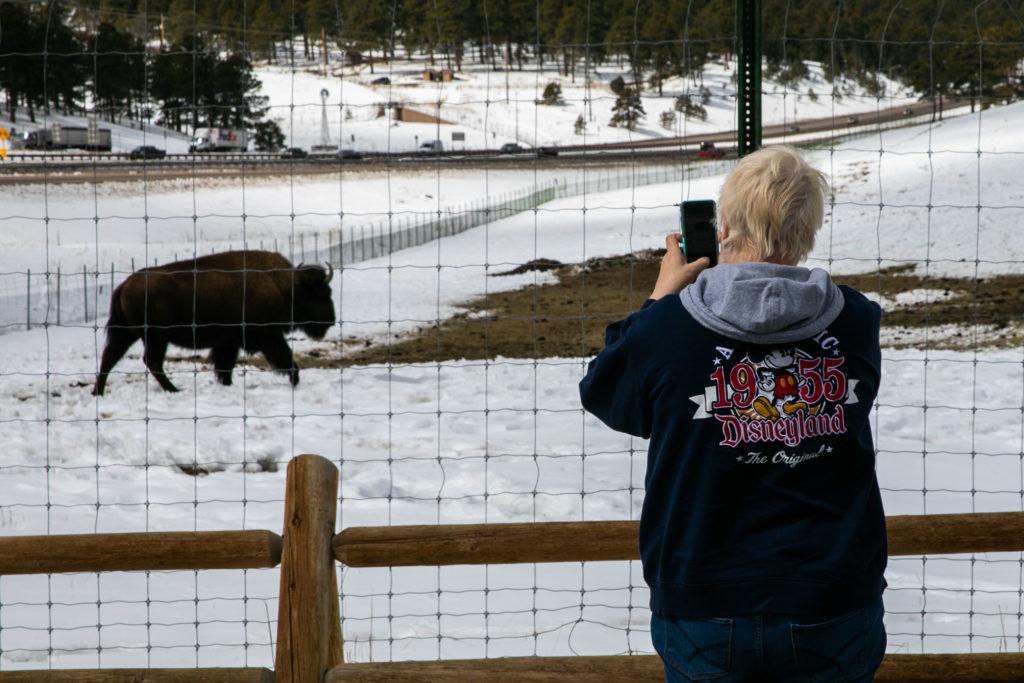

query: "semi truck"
(190, 127), (249, 152)
(24, 124), (112, 151)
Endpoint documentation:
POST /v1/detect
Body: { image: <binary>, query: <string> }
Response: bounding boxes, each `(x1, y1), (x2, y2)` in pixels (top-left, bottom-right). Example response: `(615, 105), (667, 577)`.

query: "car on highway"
(499, 142), (525, 154)
(536, 146), (559, 157)
(697, 142), (725, 160)
(281, 147), (308, 159)
(336, 149), (363, 160)
(903, 107), (914, 116)
(128, 145), (166, 160)
(786, 124), (801, 133)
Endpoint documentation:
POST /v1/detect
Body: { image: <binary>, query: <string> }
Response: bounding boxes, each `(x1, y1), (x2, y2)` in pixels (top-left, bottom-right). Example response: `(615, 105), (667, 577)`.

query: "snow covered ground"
(1, 99), (1023, 669)
(0, 167), (580, 274)
(1, 57), (914, 156)
(258, 59), (917, 151)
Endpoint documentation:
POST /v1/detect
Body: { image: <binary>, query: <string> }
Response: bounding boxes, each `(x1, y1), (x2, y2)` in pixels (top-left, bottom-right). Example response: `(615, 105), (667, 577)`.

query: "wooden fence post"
(275, 454), (343, 683)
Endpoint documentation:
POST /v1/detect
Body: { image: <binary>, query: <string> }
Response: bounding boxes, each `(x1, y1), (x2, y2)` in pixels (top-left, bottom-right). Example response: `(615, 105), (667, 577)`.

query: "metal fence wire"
(0, 0), (1022, 671)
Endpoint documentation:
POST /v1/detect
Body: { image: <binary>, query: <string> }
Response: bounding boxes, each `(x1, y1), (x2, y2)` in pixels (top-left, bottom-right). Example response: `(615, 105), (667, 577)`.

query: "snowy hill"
(256, 59), (917, 152)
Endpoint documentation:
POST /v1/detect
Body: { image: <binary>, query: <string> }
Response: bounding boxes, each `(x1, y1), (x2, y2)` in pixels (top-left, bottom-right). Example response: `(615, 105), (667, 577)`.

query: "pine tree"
(674, 94), (707, 121)
(163, 0), (195, 48)
(574, 114), (586, 135)
(94, 22), (145, 122)
(249, 0), (284, 62)
(541, 82), (563, 105)
(609, 87), (645, 130)
(254, 119), (285, 151)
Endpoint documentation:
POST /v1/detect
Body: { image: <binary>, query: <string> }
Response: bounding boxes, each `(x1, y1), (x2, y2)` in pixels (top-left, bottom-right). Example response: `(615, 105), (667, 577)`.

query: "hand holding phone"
(650, 233), (711, 300)
(680, 199), (719, 267)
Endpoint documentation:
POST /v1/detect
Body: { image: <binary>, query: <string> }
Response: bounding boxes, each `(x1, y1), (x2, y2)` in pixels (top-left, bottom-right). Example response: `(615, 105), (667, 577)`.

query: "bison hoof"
(289, 370), (300, 386)
(91, 386), (103, 397)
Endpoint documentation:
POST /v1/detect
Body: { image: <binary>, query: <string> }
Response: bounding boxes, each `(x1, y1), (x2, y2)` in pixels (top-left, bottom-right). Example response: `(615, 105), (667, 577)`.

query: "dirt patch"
(314, 251), (665, 367)
(492, 258), (565, 276)
(174, 461), (226, 477)
(334, 254), (1024, 365)
(827, 264), (1019, 333)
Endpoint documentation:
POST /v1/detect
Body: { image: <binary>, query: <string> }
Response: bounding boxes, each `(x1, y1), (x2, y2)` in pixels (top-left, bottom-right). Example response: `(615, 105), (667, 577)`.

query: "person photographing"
(579, 146), (886, 682)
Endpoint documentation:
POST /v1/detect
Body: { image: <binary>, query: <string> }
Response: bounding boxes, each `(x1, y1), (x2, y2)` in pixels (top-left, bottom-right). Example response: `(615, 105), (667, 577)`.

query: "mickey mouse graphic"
(752, 349), (809, 420)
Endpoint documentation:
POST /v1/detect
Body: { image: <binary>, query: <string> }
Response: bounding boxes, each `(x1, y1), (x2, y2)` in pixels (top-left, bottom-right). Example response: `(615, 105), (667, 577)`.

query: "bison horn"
(324, 262), (334, 284)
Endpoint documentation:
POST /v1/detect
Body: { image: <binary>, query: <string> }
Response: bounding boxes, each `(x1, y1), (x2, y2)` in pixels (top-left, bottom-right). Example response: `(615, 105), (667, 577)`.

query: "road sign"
(0, 127), (8, 140)
(451, 131), (465, 142)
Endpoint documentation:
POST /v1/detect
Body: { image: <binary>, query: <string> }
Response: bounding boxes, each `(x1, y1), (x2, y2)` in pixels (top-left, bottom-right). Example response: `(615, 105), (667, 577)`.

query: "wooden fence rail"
(324, 652), (1024, 682)
(0, 669), (275, 682)
(331, 510), (1024, 681)
(0, 455), (330, 682)
(3, 455), (1024, 682)
(334, 511), (1024, 568)
(0, 530), (282, 575)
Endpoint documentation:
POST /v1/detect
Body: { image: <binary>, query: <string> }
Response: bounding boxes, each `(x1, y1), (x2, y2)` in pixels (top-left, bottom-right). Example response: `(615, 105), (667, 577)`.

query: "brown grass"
(320, 254), (1024, 365)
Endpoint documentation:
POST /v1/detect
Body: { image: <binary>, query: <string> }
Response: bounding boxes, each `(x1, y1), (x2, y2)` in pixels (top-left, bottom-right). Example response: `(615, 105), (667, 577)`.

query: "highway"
(0, 99), (958, 186)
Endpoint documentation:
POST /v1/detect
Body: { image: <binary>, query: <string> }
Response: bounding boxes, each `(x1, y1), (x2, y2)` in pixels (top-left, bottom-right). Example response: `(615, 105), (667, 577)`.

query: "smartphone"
(680, 199), (719, 267)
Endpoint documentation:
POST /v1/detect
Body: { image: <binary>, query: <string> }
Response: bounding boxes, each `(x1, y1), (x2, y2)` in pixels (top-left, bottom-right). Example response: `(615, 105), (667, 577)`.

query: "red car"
(697, 142), (725, 160)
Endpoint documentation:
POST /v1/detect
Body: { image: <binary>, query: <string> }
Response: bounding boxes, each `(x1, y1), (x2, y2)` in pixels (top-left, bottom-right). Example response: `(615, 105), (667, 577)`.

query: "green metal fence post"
(736, 0), (762, 156)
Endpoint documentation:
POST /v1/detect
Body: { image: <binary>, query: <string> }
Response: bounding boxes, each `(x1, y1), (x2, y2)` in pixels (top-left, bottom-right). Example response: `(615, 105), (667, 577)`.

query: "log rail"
(329, 511), (1024, 681)
(333, 512), (1024, 567)
(1, 457), (1022, 682)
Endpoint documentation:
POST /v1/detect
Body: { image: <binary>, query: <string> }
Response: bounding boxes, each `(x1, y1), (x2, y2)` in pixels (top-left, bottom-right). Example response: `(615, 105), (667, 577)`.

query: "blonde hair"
(718, 146), (829, 264)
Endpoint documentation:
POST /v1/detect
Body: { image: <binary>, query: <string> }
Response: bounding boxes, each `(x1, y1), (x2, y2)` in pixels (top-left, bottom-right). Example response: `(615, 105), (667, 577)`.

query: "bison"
(93, 250), (335, 395)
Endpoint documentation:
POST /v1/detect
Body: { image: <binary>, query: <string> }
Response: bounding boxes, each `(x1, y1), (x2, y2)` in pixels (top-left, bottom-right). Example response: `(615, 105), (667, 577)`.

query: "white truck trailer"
(190, 127), (249, 152)
(24, 124), (112, 151)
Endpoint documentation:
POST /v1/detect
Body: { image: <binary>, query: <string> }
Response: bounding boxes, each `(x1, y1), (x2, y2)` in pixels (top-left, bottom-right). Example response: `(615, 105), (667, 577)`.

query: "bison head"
(293, 262), (336, 339)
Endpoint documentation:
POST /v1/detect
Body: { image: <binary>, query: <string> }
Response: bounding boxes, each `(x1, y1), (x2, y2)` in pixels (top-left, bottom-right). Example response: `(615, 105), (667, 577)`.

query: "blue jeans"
(651, 597), (886, 682)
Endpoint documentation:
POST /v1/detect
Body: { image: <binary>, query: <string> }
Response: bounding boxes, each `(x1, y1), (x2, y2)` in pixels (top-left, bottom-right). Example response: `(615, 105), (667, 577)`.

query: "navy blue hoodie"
(579, 263), (886, 618)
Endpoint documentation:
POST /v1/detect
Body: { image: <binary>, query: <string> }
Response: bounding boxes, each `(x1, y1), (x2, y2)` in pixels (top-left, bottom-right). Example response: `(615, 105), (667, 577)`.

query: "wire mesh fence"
(0, 0), (1022, 672)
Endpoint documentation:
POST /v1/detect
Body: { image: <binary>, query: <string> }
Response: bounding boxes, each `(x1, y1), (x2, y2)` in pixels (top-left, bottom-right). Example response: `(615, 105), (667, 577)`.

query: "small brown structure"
(391, 105), (451, 125)
(421, 68), (454, 82)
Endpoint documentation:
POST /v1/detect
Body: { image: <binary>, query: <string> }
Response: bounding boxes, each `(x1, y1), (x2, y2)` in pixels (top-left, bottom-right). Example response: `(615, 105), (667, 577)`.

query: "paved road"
(0, 99), (959, 186)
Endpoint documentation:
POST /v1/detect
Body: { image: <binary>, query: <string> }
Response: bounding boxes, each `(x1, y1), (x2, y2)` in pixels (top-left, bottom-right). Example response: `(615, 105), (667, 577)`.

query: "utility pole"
(736, 0), (762, 156)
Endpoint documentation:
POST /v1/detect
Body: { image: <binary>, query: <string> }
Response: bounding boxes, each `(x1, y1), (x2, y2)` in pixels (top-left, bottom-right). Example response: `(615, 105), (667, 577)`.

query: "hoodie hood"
(679, 262), (844, 344)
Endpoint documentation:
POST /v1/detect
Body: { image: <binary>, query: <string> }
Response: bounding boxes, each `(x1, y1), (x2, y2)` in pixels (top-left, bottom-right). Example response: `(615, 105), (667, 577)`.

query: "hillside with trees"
(4, 1), (1023, 129)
